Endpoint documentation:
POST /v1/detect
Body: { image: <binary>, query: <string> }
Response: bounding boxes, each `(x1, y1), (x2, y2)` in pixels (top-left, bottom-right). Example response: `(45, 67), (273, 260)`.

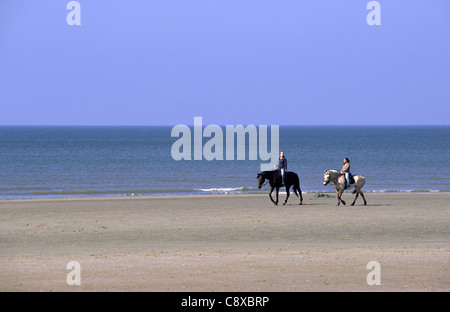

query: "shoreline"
(1, 190), (449, 203)
(0, 192), (448, 291)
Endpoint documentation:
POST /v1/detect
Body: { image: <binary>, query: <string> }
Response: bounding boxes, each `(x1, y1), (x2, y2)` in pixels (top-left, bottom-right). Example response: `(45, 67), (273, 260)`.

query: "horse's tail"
(294, 174), (303, 204)
(293, 173), (300, 197)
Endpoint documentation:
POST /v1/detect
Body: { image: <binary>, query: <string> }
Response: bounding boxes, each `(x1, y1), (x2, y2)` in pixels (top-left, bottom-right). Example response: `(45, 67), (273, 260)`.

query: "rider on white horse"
(341, 158), (351, 188)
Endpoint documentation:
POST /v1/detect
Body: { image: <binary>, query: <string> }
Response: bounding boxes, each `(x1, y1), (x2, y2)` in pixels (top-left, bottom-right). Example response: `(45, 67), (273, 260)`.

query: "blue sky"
(0, 1), (449, 126)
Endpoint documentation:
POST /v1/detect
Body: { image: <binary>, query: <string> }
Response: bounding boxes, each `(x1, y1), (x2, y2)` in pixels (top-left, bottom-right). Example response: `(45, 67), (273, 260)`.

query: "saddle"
(349, 174), (355, 185)
(273, 170), (287, 185)
(341, 173), (355, 185)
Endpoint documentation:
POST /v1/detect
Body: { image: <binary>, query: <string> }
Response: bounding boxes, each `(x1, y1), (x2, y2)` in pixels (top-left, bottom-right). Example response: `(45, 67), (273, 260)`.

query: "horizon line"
(0, 124), (449, 127)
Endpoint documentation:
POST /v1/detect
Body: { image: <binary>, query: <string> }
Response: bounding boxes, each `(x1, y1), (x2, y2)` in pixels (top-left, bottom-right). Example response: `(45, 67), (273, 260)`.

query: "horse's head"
(257, 172), (265, 189)
(323, 170), (331, 186)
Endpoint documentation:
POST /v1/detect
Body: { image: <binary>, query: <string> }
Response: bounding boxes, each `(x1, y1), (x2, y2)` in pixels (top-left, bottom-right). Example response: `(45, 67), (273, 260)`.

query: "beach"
(0, 192), (448, 292)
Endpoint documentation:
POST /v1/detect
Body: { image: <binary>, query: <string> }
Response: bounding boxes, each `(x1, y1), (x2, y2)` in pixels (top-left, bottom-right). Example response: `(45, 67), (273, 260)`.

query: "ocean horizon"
(0, 125), (449, 199)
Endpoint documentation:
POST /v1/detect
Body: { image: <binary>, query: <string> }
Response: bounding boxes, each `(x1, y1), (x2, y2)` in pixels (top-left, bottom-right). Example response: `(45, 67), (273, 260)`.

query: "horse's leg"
(351, 188), (359, 206)
(334, 187), (345, 205)
(360, 191), (367, 205)
(297, 184), (303, 205)
(275, 187), (279, 205)
(338, 189), (346, 205)
(269, 187), (276, 204)
(335, 189), (341, 206)
(283, 185), (290, 205)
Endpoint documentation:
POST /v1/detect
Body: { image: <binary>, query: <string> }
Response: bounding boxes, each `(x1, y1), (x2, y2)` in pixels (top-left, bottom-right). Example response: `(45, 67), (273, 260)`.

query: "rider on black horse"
(274, 151), (287, 186)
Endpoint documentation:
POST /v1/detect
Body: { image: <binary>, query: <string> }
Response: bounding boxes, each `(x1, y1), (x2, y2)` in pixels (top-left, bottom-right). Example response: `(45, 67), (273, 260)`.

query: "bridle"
(258, 174), (270, 188)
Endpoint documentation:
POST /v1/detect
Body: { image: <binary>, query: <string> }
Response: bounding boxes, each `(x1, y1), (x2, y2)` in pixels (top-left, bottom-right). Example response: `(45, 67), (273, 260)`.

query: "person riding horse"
(341, 157), (351, 188)
(274, 151), (287, 186)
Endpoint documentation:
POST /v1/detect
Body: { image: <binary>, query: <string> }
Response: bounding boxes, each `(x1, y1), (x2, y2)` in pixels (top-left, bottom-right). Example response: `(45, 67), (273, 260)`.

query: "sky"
(0, 0), (449, 126)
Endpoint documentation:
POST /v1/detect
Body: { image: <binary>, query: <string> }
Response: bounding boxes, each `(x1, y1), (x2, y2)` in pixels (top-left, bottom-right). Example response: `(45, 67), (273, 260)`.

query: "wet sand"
(0, 192), (448, 291)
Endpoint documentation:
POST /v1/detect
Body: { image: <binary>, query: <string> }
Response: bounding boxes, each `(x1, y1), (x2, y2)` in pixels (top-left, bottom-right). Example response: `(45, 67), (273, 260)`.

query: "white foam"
(197, 187), (245, 193)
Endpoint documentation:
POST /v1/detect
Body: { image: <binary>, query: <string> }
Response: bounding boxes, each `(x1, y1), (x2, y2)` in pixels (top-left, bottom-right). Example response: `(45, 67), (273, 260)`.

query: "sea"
(0, 126), (449, 199)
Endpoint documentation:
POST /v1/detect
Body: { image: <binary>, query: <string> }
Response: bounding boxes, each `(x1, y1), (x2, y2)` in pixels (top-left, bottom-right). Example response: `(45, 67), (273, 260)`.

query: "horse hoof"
(342, 201), (346, 205)
(351, 203), (355, 206)
(299, 202), (302, 205)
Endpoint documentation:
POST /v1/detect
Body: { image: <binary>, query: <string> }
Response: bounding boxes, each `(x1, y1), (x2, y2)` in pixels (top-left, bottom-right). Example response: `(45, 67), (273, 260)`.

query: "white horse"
(323, 169), (367, 206)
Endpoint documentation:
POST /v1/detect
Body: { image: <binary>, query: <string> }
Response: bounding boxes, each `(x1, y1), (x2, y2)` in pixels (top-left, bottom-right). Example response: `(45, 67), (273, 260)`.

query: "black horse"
(257, 170), (303, 205)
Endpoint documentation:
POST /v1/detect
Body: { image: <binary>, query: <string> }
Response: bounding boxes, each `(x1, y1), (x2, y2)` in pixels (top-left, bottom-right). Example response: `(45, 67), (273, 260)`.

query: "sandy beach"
(0, 192), (448, 292)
